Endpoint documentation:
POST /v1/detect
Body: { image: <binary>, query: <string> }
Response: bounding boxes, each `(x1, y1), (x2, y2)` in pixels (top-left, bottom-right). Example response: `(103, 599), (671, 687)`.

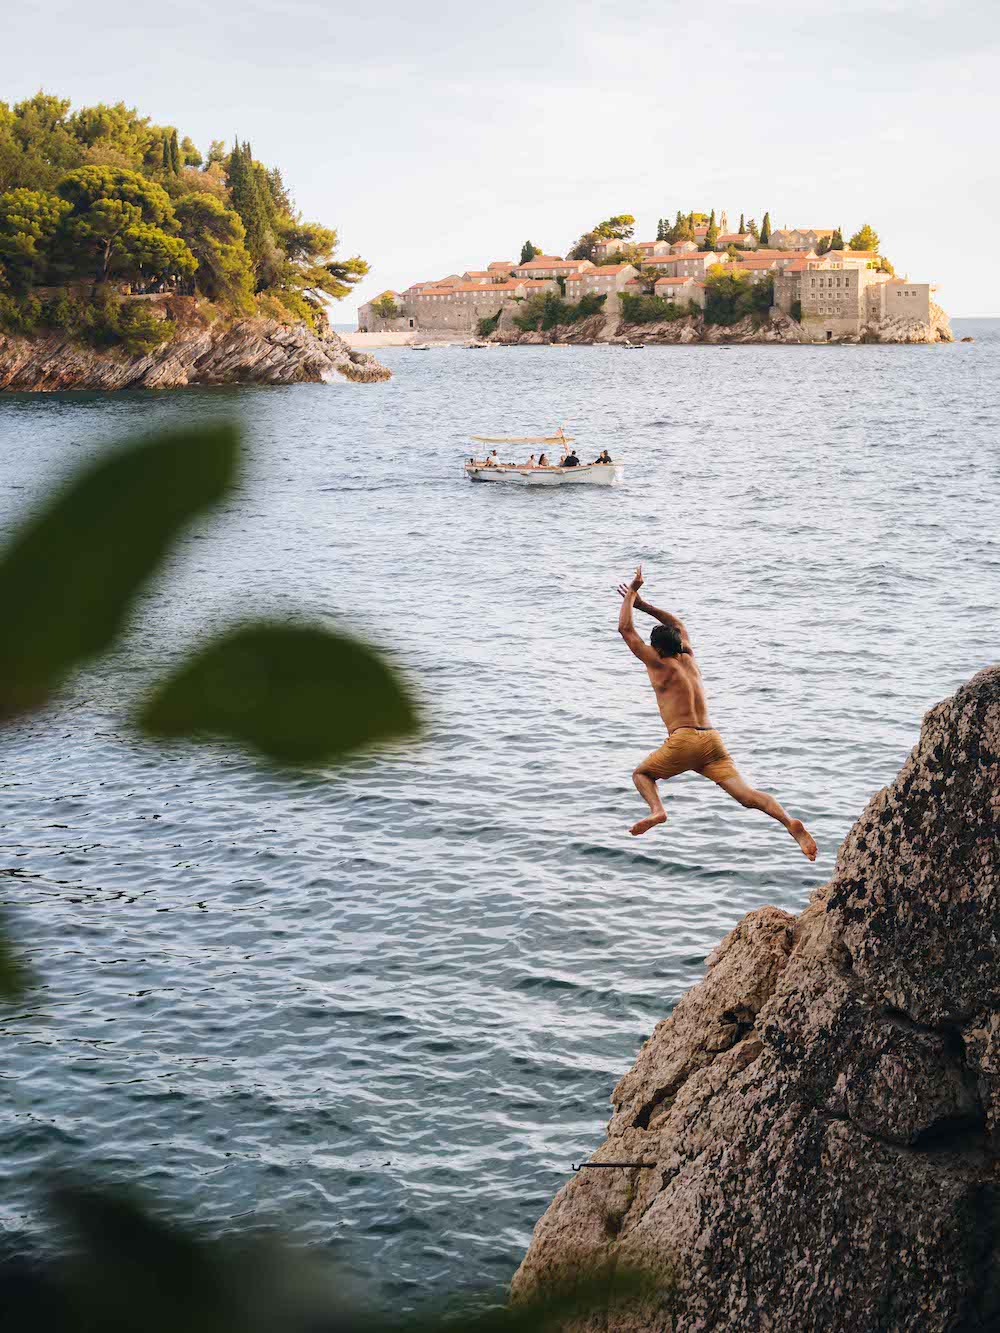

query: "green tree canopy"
(174, 193), (253, 308)
(830, 226), (844, 250)
(593, 213), (635, 240)
(371, 290), (399, 319)
(848, 222), (880, 252)
(519, 239), (541, 265)
(0, 96), (369, 330)
(57, 165), (176, 228)
(738, 212), (745, 234)
(760, 211), (771, 244)
(0, 187), (71, 288)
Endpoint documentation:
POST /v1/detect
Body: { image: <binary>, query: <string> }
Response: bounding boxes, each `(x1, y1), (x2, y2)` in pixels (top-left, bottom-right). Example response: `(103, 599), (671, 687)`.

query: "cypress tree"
(227, 138), (270, 269)
(760, 211), (771, 245)
(169, 128), (181, 174)
(738, 212), (745, 234)
(705, 208), (719, 250)
(161, 135), (170, 171)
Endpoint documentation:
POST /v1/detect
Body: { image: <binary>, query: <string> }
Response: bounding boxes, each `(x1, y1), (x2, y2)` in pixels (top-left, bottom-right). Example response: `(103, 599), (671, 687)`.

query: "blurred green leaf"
(48, 1180), (654, 1333)
(0, 423), (238, 722)
(136, 623), (419, 766)
(0, 911), (29, 1001)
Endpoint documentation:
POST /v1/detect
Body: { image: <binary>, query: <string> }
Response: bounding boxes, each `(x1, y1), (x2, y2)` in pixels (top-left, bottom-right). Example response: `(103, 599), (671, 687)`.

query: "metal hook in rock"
(571, 1161), (657, 1172)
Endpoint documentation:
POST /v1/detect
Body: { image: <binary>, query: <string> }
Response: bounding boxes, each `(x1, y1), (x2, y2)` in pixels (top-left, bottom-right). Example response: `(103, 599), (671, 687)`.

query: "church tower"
(719, 210), (729, 233)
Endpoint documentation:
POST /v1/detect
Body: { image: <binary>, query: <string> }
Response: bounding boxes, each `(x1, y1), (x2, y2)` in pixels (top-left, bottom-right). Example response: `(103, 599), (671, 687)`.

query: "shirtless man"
(617, 567), (817, 860)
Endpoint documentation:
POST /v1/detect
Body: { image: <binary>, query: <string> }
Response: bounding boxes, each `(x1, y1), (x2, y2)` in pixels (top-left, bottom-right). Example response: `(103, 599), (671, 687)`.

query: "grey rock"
(0, 314), (390, 391)
(512, 666), (1000, 1331)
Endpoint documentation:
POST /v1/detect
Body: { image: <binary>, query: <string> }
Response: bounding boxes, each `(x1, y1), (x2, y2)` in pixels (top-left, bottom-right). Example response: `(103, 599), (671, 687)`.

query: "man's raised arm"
(617, 567), (659, 665)
(619, 581), (693, 653)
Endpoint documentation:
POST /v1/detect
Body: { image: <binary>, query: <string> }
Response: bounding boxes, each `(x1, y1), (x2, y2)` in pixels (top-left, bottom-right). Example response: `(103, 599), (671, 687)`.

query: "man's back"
(645, 652), (711, 733)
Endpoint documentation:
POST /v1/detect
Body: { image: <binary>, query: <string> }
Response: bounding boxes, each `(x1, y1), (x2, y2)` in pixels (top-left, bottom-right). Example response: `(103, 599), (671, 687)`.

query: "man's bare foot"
(630, 812), (667, 837)
(789, 820), (817, 861)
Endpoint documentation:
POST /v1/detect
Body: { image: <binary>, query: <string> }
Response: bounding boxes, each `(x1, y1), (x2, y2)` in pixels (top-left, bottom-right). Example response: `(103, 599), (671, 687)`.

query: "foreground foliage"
(0, 421), (417, 998)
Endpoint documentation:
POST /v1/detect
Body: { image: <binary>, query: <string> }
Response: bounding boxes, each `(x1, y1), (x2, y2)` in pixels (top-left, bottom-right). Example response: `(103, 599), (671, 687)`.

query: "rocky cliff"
(512, 666), (1000, 1332)
(0, 314), (390, 391)
(495, 306), (953, 347)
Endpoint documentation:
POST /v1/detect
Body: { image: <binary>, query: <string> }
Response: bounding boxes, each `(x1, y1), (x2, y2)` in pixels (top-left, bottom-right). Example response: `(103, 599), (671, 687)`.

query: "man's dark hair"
(650, 624), (684, 657)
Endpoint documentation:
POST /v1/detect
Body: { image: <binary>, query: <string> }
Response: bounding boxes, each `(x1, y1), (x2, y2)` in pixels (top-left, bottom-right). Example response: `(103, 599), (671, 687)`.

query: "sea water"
(0, 322), (996, 1307)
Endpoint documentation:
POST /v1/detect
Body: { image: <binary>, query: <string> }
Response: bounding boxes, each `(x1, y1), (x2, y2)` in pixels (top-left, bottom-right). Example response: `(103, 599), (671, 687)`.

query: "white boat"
(464, 432), (623, 487)
(410, 343), (431, 351)
(621, 339), (645, 349)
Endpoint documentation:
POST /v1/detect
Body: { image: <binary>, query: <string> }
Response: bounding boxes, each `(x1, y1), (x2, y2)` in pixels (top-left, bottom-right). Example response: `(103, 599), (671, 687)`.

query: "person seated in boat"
(524, 453), (537, 468)
(594, 449), (613, 465)
(538, 452), (550, 467)
(562, 449), (580, 467)
(485, 449), (499, 467)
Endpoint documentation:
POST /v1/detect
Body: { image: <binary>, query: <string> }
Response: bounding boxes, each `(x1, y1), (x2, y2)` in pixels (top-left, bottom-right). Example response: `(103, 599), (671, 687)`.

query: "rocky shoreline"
(511, 664), (1000, 1331)
(495, 303), (954, 347)
(0, 314), (391, 391)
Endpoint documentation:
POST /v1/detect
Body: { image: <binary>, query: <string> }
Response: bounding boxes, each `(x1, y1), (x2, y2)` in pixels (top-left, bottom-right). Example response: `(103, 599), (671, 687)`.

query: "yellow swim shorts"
(638, 727), (738, 785)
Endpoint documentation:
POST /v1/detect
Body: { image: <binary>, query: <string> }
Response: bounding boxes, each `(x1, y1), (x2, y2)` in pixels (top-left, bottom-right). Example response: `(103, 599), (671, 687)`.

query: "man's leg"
(630, 765), (667, 836)
(713, 771), (817, 861)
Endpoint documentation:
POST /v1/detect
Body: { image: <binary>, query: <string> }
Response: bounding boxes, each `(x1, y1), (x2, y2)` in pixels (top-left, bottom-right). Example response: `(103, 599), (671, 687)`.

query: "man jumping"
(617, 567), (817, 860)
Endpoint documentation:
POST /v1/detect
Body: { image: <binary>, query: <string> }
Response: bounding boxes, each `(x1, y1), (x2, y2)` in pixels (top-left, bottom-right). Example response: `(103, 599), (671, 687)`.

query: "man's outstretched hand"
(617, 565), (644, 600)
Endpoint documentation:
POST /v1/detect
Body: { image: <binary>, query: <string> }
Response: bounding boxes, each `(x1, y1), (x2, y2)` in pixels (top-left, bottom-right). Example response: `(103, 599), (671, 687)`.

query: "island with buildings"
(358, 213), (951, 346)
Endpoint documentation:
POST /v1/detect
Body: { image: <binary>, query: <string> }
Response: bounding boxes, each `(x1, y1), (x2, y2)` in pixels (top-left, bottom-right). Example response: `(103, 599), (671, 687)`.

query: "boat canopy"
(471, 433), (575, 445)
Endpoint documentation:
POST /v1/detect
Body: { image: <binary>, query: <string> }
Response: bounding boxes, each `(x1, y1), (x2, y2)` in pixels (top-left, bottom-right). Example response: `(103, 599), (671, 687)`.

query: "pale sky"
(4, 0), (999, 318)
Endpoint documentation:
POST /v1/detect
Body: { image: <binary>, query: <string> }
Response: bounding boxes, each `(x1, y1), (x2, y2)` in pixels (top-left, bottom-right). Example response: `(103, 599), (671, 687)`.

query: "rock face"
(0, 314), (390, 391)
(495, 306), (954, 347)
(860, 300), (954, 344)
(512, 666), (1000, 1331)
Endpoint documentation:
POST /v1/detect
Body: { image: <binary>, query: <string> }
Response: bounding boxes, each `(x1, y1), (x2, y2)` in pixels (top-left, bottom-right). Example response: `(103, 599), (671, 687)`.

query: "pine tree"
(848, 222), (879, 253)
(738, 212), (745, 235)
(169, 129), (181, 174)
(519, 239), (540, 265)
(747, 217), (759, 239)
(656, 217), (665, 242)
(760, 211), (771, 245)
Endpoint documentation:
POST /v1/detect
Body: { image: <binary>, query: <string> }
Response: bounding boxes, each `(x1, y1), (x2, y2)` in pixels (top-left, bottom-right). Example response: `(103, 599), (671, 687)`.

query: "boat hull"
(465, 463), (623, 487)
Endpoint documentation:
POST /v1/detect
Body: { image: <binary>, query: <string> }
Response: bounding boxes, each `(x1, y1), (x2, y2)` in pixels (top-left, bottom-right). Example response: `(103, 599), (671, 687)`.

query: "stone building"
(772, 252), (933, 339)
(511, 257), (594, 280)
(768, 227), (835, 251)
(642, 251), (719, 280)
(564, 263), (638, 301)
(652, 276), (706, 309)
(715, 232), (757, 250)
(359, 277), (557, 334)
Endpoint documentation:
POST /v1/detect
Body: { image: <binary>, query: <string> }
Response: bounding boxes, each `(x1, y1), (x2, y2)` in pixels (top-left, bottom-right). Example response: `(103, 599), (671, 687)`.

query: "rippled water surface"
(0, 321), (997, 1305)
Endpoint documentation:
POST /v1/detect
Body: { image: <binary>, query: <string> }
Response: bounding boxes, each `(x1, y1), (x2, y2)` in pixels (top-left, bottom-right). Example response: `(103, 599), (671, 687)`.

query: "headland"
(0, 94), (389, 389)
